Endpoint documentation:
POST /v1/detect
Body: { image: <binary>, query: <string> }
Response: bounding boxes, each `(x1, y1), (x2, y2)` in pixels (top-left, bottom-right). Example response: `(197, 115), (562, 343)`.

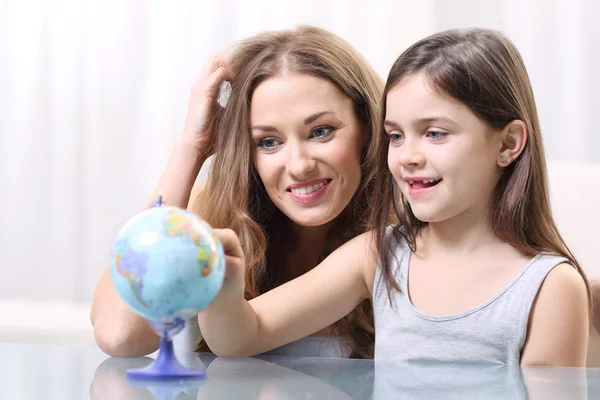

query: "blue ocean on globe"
(109, 205), (225, 323)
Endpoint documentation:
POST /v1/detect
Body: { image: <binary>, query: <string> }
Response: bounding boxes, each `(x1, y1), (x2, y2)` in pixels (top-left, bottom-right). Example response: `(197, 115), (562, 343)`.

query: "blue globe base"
(126, 336), (206, 381)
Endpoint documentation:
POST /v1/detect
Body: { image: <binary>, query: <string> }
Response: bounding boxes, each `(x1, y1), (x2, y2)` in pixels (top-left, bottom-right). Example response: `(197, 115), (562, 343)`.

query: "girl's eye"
(427, 131), (448, 140)
(388, 131), (404, 143)
(257, 138), (281, 149)
(310, 126), (335, 139)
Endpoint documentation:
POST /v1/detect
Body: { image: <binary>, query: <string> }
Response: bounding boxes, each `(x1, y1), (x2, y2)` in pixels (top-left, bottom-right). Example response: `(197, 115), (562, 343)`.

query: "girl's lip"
(408, 179), (442, 198)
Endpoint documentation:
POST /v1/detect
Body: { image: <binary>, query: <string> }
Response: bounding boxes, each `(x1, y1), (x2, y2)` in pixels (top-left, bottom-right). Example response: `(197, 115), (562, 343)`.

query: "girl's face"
(250, 73), (364, 227)
(384, 72), (504, 223)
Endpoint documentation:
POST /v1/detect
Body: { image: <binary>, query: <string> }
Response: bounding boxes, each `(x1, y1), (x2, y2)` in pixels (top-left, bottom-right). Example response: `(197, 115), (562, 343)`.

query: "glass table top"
(2, 342), (599, 399)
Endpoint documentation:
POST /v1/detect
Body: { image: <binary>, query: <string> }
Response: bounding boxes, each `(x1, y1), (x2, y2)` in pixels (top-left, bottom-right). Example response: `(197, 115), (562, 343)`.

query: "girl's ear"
(497, 120), (528, 167)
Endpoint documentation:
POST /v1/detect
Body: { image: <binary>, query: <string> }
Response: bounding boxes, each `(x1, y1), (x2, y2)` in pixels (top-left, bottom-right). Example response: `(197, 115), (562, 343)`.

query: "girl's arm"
(520, 263), (589, 366)
(590, 277), (600, 336)
(198, 230), (377, 357)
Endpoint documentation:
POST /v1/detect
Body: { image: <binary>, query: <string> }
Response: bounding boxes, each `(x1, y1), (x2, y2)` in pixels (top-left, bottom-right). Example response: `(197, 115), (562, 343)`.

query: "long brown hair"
(371, 28), (590, 300)
(194, 26), (384, 358)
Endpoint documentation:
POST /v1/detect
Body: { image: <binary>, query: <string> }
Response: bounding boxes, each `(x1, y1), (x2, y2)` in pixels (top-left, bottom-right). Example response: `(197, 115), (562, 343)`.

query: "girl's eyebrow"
(384, 116), (459, 130)
(413, 116), (459, 127)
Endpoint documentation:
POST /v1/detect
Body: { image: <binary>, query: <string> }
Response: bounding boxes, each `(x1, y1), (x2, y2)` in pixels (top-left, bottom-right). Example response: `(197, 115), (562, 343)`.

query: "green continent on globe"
(197, 246), (214, 277)
(164, 211), (215, 277)
(164, 212), (201, 245)
(114, 239), (149, 307)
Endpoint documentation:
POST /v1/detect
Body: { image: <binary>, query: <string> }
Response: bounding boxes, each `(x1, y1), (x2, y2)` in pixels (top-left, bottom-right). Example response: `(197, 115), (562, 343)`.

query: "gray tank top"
(373, 229), (569, 365)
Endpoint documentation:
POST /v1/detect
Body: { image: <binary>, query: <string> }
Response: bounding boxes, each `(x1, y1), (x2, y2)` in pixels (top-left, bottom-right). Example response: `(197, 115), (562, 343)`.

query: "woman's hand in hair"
(181, 53), (233, 155)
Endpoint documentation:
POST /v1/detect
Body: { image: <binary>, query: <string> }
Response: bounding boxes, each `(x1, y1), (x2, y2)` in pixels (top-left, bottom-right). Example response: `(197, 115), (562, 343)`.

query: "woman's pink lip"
(286, 178), (330, 190)
(288, 180), (331, 204)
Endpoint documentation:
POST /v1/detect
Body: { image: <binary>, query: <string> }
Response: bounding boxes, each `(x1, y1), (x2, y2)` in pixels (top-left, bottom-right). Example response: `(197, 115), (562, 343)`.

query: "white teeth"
(290, 181), (326, 195)
(407, 178), (440, 185)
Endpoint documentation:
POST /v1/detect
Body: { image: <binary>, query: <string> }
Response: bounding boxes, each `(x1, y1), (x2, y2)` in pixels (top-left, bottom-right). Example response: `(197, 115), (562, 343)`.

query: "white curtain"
(0, 0), (435, 309)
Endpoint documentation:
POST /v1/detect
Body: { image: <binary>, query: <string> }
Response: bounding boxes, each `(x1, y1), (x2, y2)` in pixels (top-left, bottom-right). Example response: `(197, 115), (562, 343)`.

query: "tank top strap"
(373, 226), (411, 304)
(504, 253), (571, 345)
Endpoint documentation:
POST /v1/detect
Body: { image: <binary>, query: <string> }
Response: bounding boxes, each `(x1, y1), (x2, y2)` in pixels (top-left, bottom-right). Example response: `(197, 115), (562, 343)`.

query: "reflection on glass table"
(90, 353), (369, 400)
(373, 359), (590, 400)
(1, 343), (599, 399)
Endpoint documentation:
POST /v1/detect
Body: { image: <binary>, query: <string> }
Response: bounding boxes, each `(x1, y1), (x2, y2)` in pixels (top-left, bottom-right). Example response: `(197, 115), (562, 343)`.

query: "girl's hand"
(213, 228), (246, 299)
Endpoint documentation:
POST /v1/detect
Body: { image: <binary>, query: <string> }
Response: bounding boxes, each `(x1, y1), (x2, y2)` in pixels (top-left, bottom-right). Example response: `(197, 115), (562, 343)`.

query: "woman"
(91, 26), (385, 359)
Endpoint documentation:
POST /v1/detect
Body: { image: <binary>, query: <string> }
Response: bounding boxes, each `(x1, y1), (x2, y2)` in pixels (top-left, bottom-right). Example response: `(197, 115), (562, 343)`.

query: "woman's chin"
(287, 215), (335, 228)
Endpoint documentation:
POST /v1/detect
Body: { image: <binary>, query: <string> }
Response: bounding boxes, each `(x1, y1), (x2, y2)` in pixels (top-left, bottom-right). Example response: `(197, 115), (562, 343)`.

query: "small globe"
(109, 204), (225, 324)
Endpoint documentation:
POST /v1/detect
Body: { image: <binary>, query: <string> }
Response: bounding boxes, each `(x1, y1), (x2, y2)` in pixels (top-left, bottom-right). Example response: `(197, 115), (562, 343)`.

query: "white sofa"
(547, 161), (600, 367)
(547, 161), (600, 280)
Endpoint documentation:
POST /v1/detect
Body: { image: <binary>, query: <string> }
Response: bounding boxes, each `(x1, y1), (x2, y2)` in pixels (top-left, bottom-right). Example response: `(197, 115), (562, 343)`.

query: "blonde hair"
(195, 26), (385, 358)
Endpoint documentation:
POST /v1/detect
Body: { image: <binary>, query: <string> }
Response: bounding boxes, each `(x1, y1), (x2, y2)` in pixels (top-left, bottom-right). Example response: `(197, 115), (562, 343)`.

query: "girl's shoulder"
(521, 261), (589, 365)
(339, 230), (378, 258)
(339, 226), (413, 296)
(331, 230), (380, 291)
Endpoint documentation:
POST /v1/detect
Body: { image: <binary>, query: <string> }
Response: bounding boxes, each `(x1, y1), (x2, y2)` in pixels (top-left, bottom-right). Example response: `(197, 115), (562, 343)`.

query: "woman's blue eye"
(428, 131), (447, 140)
(257, 138), (281, 149)
(311, 126), (334, 138)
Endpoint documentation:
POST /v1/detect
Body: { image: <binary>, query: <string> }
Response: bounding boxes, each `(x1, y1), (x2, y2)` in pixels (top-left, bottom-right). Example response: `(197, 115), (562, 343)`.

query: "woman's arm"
(520, 263), (589, 366)
(198, 230), (377, 357)
(145, 140), (208, 208)
(91, 268), (160, 357)
(91, 55), (230, 357)
(90, 143), (206, 357)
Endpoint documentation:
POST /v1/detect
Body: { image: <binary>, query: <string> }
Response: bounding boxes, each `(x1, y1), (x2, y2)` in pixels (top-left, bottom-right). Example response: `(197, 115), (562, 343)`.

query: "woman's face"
(250, 72), (364, 227)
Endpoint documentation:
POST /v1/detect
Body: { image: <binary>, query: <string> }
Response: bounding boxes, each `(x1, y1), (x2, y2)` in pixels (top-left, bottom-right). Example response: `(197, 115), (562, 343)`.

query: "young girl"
(198, 28), (590, 366)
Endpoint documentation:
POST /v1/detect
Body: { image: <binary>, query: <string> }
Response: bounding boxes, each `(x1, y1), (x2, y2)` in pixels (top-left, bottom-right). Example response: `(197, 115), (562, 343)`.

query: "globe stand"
(126, 319), (206, 381)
